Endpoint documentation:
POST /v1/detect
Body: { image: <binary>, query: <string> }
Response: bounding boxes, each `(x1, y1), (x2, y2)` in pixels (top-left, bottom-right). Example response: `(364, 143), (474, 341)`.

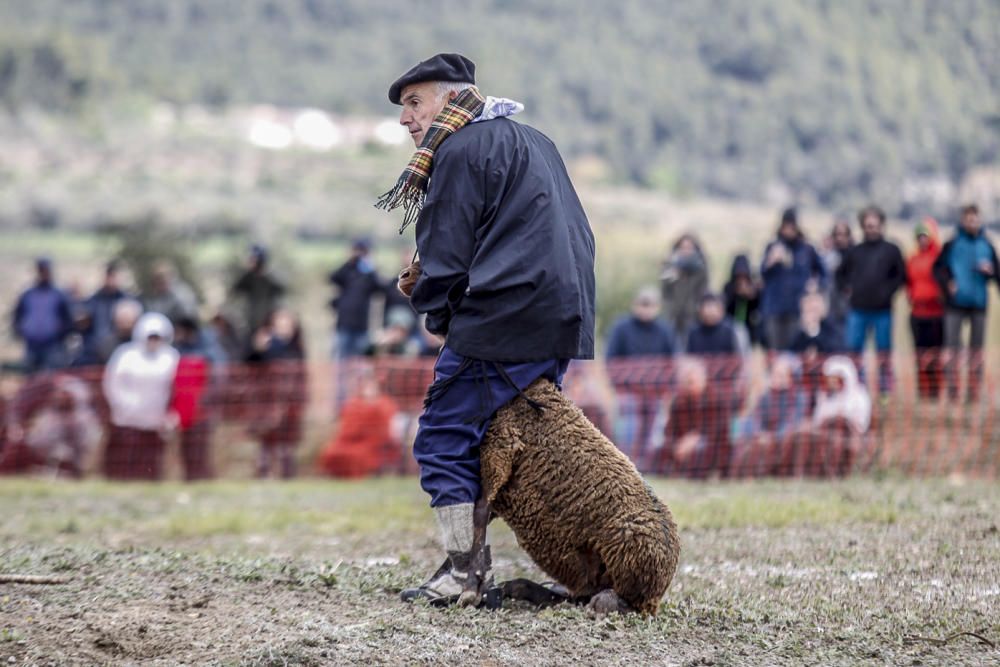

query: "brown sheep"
(480, 378), (680, 615)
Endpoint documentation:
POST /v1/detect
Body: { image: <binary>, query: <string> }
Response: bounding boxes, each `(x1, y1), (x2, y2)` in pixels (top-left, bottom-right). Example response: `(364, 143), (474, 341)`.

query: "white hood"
(813, 355), (871, 433)
(132, 312), (174, 345)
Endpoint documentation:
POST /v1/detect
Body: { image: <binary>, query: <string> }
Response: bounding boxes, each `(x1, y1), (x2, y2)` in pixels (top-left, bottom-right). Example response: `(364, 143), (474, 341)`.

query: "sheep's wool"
(481, 380), (680, 615)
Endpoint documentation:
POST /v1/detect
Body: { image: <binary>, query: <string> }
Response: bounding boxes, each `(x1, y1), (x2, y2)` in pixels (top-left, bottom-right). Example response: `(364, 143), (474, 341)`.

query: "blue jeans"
(333, 330), (369, 359)
(846, 309), (893, 393)
(414, 347), (568, 507)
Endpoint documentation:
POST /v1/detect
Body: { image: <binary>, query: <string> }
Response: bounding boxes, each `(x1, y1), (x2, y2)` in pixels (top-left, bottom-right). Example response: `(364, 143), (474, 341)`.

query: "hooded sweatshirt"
(812, 356), (871, 433)
(906, 218), (944, 319)
(103, 313), (179, 430)
(723, 255), (761, 342)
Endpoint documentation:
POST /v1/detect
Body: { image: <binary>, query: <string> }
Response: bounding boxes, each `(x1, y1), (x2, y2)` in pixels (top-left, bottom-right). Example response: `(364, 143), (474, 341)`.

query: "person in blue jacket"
(605, 286), (676, 469)
(606, 287), (676, 359)
(932, 204), (999, 401)
(759, 208), (827, 350)
(12, 258), (73, 373)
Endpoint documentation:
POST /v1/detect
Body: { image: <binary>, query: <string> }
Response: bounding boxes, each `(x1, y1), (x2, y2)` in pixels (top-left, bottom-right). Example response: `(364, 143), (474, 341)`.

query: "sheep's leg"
(457, 498), (493, 607)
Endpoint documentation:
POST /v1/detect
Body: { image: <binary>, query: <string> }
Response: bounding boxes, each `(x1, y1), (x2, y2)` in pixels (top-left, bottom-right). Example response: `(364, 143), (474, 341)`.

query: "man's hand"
(397, 260), (421, 297)
(675, 432), (702, 462)
(766, 244), (787, 267)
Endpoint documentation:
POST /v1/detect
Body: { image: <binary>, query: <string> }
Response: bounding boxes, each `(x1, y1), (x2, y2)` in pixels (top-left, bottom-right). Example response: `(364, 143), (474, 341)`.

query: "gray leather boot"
(400, 500), (493, 606)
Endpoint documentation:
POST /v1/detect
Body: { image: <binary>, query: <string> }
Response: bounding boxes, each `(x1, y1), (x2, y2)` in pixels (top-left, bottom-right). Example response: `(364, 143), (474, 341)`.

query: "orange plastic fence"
(0, 351), (995, 480)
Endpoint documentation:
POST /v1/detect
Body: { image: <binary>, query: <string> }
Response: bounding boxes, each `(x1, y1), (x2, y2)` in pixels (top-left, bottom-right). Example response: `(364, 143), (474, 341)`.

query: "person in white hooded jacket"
(812, 355), (872, 435)
(102, 312), (179, 480)
(779, 355), (872, 477)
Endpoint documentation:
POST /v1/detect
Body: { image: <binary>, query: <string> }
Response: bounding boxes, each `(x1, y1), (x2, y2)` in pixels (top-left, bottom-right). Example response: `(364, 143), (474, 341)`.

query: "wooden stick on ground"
(903, 631), (996, 649)
(0, 574), (71, 585)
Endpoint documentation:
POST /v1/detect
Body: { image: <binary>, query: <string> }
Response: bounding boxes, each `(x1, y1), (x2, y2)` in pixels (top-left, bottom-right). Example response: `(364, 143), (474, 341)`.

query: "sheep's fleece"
(481, 379), (680, 615)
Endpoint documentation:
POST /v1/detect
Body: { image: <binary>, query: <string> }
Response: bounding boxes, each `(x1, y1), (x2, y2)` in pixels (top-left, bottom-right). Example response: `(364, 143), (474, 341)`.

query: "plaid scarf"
(376, 86), (486, 233)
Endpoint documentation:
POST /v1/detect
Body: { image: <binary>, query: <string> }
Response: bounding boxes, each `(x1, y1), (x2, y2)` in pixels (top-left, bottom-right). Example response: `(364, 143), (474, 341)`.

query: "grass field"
(1, 477), (998, 665)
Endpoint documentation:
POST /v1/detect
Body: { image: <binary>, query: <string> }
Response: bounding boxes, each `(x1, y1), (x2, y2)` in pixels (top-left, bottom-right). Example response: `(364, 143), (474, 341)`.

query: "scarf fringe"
(375, 86), (488, 233)
(376, 180), (425, 234)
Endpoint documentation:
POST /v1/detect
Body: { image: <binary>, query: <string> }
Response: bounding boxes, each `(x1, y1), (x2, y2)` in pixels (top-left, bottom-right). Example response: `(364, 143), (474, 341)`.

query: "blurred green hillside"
(1, 0), (998, 215)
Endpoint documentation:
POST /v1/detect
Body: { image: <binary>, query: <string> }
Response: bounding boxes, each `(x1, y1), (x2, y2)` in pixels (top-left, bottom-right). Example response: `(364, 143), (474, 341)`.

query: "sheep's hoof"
(457, 589), (480, 607)
(587, 589), (629, 616)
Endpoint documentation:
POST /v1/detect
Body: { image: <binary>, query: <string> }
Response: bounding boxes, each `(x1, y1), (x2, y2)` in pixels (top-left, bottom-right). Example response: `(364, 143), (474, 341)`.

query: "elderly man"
(378, 53), (596, 604)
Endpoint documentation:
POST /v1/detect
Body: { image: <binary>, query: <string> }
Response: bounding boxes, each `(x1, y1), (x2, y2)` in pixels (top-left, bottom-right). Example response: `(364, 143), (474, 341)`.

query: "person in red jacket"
(906, 218), (944, 398)
(318, 370), (400, 478)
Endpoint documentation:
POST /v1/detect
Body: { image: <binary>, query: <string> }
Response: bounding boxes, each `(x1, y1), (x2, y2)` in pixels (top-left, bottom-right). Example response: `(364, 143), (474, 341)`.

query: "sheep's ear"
(481, 422), (522, 505)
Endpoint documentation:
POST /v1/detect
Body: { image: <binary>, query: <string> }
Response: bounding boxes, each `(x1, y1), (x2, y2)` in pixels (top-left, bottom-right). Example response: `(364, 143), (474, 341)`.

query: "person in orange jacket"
(906, 218), (944, 398)
(318, 370), (400, 478)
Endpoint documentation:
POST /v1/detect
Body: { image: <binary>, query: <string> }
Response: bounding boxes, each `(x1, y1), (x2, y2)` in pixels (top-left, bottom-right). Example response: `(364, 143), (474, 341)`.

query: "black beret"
(388, 53), (476, 105)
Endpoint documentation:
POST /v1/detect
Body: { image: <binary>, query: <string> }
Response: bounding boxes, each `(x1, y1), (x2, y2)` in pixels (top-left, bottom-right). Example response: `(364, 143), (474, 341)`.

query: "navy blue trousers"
(414, 346), (568, 507)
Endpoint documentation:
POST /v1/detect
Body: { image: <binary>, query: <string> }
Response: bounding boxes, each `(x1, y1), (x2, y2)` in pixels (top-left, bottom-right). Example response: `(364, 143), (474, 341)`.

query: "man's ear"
(448, 90), (459, 102)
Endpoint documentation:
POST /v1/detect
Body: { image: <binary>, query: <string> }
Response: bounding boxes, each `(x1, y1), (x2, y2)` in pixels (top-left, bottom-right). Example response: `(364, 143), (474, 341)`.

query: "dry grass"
(1, 477), (997, 665)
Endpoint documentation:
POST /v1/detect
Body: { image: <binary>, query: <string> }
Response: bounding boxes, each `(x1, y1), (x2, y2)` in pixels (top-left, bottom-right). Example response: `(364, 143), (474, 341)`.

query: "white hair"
(435, 81), (475, 100)
(633, 285), (661, 306)
(112, 298), (143, 323)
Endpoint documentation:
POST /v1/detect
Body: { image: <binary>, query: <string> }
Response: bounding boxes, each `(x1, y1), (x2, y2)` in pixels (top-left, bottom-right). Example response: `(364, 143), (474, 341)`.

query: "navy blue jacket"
(13, 283), (73, 347)
(85, 287), (128, 348)
(410, 117), (596, 362)
(329, 257), (381, 333)
(789, 319), (845, 354)
(760, 239), (826, 317)
(685, 320), (740, 355)
(605, 315), (675, 358)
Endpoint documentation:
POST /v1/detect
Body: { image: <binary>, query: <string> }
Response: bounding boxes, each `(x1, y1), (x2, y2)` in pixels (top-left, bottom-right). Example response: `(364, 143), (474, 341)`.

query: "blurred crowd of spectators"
(602, 203), (995, 477)
(1, 203), (993, 481)
(0, 237), (442, 481)
(2, 244), (309, 479)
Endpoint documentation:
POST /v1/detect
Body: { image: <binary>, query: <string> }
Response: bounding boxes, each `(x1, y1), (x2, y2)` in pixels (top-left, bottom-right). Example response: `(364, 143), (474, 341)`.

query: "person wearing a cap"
(12, 258), (74, 373)
(379, 53), (595, 605)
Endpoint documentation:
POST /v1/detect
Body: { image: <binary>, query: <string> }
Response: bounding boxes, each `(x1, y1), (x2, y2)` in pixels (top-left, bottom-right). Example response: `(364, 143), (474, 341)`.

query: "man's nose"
(399, 109), (411, 126)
